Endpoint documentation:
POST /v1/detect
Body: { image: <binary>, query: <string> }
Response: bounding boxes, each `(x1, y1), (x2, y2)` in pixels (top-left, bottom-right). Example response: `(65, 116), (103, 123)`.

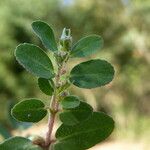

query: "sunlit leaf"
(15, 43), (54, 79)
(70, 59), (114, 88)
(32, 21), (58, 51)
(70, 35), (103, 57)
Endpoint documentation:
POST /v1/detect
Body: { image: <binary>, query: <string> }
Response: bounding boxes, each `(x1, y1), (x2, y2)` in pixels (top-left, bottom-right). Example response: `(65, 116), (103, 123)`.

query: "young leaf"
(59, 101), (93, 126)
(38, 78), (54, 95)
(54, 112), (114, 150)
(0, 136), (42, 150)
(11, 99), (47, 123)
(70, 35), (103, 57)
(32, 21), (58, 51)
(60, 95), (80, 109)
(70, 59), (114, 89)
(15, 43), (54, 79)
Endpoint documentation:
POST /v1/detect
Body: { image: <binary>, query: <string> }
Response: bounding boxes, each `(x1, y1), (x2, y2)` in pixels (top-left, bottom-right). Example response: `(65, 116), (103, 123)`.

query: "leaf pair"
(15, 21), (57, 80)
(54, 112), (114, 150)
(60, 96), (93, 126)
(55, 96), (114, 150)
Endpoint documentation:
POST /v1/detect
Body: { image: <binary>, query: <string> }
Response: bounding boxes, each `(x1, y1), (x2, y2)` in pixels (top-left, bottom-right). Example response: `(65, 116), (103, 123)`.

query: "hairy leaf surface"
(11, 99), (47, 123)
(71, 35), (103, 57)
(70, 59), (114, 88)
(32, 21), (57, 51)
(15, 43), (54, 79)
(54, 112), (114, 150)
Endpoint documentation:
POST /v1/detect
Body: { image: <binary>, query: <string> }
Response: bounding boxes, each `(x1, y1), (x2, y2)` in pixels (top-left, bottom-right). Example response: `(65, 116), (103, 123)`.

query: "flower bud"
(60, 28), (72, 51)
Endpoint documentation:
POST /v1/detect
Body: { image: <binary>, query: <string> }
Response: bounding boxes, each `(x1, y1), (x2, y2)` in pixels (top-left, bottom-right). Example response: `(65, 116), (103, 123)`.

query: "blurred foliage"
(0, 0), (149, 142)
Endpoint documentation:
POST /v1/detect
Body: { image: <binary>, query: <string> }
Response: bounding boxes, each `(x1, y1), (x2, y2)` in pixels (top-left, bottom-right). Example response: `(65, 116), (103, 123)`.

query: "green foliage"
(70, 59), (114, 89)
(1, 20), (115, 150)
(38, 78), (54, 95)
(15, 43), (54, 79)
(11, 99), (47, 123)
(32, 21), (58, 52)
(59, 101), (93, 126)
(0, 136), (42, 150)
(71, 35), (103, 57)
(54, 112), (114, 150)
(60, 95), (80, 109)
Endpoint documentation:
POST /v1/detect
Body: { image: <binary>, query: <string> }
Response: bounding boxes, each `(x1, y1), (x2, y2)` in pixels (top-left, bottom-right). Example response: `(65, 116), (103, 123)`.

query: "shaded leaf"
(59, 101), (93, 126)
(0, 136), (42, 150)
(15, 43), (54, 79)
(11, 99), (47, 123)
(70, 59), (114, 89)
(32, 21), (58, 51)
(54, 112), (114, 150)
(61, 96), (80, 109)
(38, 78), (54, 95)
(70, 35), (103, 57)
(7, 100), (32, 129)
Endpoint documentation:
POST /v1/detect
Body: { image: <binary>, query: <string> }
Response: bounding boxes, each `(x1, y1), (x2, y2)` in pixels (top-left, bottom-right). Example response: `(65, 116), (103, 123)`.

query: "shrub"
(0, 21), (115, 150)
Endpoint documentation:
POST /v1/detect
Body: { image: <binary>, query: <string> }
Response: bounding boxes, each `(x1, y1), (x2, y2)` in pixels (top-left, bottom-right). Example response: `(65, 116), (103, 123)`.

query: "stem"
(45, 95), (58, 147)
(44, 63), (64, 148)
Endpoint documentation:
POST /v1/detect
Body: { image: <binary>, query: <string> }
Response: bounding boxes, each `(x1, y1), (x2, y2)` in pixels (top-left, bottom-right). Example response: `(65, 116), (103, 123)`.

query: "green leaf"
(11, 99), (47, 123)
(7, 101), (32, 129)
(70, 59), (114, 89)
(15, 43), (54, 79)
(32, 21), (58, 51)
(59, 101), (93, 126)
(38, 78), (54, 95)
(70, 35), (103, 57)
(54, 112), (114, 150)
(0, 136), (42, 150)
(61, 96), (80, 109)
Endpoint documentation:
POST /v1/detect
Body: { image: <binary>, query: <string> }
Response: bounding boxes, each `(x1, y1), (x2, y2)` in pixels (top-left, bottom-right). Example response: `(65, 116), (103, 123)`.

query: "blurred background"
(0, 0), (150, 149)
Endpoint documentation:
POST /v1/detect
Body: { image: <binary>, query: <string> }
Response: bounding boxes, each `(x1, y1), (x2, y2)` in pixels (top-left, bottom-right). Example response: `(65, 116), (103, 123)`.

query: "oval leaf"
(70, 35), (103, 57)
(54, 112), (114, 150)
(0, 136), (42, 150)
(61, 96), (80, 109)
(11, 99), (47, 123)
(70, 59), (114, 89)
(32, 21), (58, 51)
(15, 43), (54, 79)
(38, 78), (54, 95)
(59, 101), (93, 126)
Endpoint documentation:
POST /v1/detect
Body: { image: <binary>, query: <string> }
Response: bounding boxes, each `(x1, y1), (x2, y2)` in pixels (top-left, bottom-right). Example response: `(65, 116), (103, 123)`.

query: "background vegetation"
(0, 0), (149, 148)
